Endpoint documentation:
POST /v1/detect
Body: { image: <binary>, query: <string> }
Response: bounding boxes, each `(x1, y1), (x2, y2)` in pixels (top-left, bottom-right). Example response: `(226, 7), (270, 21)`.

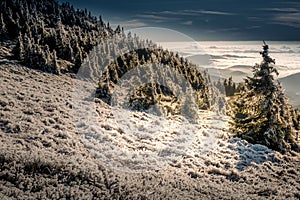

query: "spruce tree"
(13, 32), (25, 61)
(229, 41), (299, 153)
(0, 13), (7, 37)
(224, 77), (236, 96)
(52, 50), (60, 75)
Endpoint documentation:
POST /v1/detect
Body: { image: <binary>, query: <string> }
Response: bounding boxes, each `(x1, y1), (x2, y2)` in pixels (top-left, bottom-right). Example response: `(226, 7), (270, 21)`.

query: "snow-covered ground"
(1, 63), (300, 199)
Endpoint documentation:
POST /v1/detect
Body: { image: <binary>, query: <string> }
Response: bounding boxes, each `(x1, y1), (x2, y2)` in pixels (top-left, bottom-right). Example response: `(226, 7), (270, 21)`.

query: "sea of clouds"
(160, 41), (300, 78)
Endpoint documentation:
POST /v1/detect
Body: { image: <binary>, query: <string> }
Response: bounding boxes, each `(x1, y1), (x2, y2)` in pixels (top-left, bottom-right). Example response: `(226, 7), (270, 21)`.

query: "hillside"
(1, 0), (300, 199)
(0, 0), (115, 73)
(1, 61), (300, 199)
(1, 0), (219, 113)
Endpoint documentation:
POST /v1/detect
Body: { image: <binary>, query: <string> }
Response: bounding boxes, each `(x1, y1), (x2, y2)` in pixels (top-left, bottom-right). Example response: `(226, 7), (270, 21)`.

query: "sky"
(58, 0), (300, 41)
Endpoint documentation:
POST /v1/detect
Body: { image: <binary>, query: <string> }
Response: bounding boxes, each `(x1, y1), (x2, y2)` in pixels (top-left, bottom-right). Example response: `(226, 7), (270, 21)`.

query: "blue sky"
(59, 0), (300, 41)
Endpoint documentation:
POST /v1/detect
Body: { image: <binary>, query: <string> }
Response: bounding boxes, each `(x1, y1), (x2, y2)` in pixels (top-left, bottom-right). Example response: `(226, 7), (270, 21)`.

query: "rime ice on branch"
(229, 41), (299, 153)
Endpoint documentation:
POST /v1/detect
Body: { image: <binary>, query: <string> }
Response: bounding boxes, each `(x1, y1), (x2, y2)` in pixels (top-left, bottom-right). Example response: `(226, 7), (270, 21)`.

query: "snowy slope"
(1, 63), (300, 199)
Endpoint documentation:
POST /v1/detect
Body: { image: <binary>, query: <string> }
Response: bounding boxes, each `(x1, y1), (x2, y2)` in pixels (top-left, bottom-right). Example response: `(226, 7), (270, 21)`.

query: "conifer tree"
(229, 41), (299, 153)
(0, 0), (116, 73)
(215, 79), (225, 94)
(13, 32), (25, 61)
(52, 50), (60, 75)
(0, 13), (7, 37)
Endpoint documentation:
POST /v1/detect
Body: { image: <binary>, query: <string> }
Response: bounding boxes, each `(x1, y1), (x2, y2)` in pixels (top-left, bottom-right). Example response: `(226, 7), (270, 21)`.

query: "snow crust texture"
(1, 64), (300, 199)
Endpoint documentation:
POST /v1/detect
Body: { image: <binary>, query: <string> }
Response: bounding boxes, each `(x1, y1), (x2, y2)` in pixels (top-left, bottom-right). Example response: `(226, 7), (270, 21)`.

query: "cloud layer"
(61, 0), (300, 40)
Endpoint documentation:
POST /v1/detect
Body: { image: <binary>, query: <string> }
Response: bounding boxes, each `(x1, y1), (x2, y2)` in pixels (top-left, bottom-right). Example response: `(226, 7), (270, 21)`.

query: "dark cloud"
(259, 8), (300, 12)
(115, 20), (147, 28)
(135, 14), (181, 23)
(58, 0), (300, 40)
(148, 9), (236, 16)
(272, 13), (300, 28)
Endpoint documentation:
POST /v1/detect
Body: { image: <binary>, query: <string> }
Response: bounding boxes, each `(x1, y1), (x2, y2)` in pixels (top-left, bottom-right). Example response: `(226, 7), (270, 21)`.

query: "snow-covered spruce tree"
(12, 32), (25, 60)
(224, 76), (236, 97)
(0, 13), (7, 37)
(229, 41), (299, 153)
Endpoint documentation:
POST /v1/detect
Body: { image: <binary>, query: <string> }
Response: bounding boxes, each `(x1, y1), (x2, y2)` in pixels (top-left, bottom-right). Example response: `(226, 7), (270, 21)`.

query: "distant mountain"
(280, 72), (300, 92)
(206, 65), (252, 83)
(279, 73), (300, 108)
